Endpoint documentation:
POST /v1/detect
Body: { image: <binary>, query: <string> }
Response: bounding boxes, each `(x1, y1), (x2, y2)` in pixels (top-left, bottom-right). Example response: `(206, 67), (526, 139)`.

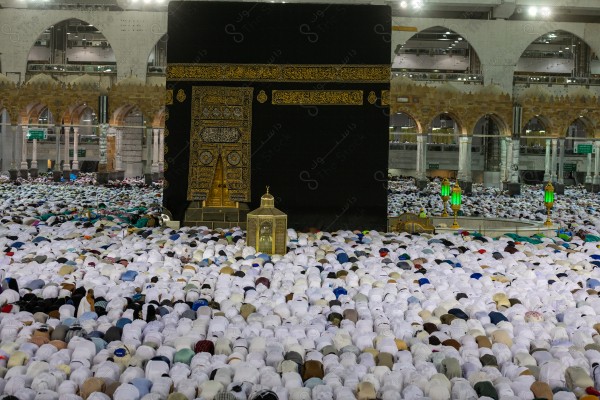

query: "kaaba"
(164, 2), (391, 231)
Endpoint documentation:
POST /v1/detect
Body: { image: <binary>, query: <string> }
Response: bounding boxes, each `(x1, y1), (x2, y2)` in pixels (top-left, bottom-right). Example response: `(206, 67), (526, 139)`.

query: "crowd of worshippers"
(0, 178), (598, 399)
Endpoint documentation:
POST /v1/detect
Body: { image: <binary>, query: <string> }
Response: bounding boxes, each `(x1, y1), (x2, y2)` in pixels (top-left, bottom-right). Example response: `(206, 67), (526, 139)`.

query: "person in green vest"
(419, 208), (427, 219)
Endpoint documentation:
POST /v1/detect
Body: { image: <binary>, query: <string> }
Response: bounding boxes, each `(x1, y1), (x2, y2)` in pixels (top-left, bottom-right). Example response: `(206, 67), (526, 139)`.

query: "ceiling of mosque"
(2, 0), (600, 20)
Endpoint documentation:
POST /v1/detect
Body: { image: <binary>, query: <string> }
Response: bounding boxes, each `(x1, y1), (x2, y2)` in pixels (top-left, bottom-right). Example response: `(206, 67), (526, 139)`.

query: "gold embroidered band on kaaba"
(167, 64), (390, 83)
(271, 90), (363, 105)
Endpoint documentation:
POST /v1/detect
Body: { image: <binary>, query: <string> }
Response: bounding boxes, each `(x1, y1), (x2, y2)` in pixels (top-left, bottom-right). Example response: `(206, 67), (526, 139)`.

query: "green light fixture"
(544, 181), (554, 227)
(450, 181), (462, 229)
(440, 177), (451, 217)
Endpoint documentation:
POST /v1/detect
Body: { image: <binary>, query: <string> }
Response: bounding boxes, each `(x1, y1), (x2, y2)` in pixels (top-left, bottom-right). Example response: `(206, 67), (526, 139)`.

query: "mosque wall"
(121, 113), (145, 177)
(0, 9), (167, 82)
(513, 84), (600, 100)
(28, 46), (117, 64)
(1, 8), (600, 181)
(389, 150), (589, 177)
(391, 17), (600, 94)
(389, 79), (600, 138)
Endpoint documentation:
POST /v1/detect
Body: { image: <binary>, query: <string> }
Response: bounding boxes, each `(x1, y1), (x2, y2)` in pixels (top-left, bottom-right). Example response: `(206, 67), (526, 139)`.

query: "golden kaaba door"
(187, 86), (253, 205)
(204, 155), (236, 207)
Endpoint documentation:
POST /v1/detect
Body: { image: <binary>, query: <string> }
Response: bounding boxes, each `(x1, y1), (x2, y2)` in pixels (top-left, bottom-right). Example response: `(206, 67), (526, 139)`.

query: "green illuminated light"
(441, 184), (451, 197)
(451, 190), (462, 206)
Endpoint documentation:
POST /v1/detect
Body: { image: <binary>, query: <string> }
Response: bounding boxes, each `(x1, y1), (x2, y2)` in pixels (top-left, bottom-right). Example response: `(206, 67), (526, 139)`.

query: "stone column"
(144, 127), (153, 184)
(506, 137), (521, 195)
(115, 129), (123, 171)
(504, 137), (512, 184)
(585, 152), (592, 184)
(415, 133), (427, 189)
(543, 139), (551, 182)
(53, 124), (62, 182)
(20, 126), (28, 178)
(30, 138), (38, 178)
(466, 136), (473, 183)
(457, 135), (473, 194)
(9, 125), (18, 181)
(0, 110), (7, 173)
(558, 138), (565, 185)
(499, 137), (507, 183)
(593, 141), (600, 186)
(63, 125), (71, 179)
(72, 127), (79, 174)
(97, 123), (109, 184)
(550, 138), (558, 182)
(158, 128), (164, 177)
(152, 128), (160, 174)
(115, 129), (124, 180)
(510, 138), (520, 183)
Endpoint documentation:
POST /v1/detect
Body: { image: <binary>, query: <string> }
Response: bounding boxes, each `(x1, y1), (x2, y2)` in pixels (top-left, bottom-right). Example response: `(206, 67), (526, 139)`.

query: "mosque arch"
(110, 104), (146, 178)
(0, 108), (10, 123)
(151, 108), (166, 129)
(522, 115), (551, 149)
(564, 116), (595, 154)
(26, 18), (116, 77)
(390, 111), (421, 145)
(515, 30), (596, 78)
(472, 112), (510, 136)
(111, 104), (143, 127)
(71, 106), (98, 139)
(566, 116), (594, 138)
(394, 25), (482, 75)
(472, 113), (509, 176)
(26, 104), (54, 127)
(427, 112), (465, 146)
(147, 34), (168, 73)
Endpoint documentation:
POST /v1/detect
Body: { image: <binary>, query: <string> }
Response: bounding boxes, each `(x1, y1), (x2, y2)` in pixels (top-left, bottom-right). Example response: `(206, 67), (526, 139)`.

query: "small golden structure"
(247, 187), (288, 255)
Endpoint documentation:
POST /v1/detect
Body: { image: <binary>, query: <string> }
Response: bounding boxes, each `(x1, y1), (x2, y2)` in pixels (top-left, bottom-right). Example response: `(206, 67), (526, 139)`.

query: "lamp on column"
(450, 181), (462, 229)
(544, 181), (554, 227)
(440, 177), (450, 217)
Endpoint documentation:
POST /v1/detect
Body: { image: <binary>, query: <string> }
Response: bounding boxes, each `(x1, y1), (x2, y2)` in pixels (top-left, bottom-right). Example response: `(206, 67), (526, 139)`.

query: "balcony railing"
(27, 64), (116, 74)
(389, 142), (481, 153)
(514, 75), (600, 85)
(519, 145), (590, 156)
(147, 65), (166, 75)
(392, 71), (484, 83)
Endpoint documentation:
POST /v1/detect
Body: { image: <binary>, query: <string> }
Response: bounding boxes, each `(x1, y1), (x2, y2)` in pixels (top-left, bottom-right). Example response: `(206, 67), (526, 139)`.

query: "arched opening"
(113, 106), (146, 178)
(147, 34), (167, 75)
(77, 107), (99, 141)
(515, 30), (596, 83)
(565, 117), (592, 154)
(28, 106), (55, 137)
(473, 114), (504, 170)
(428, 113), (461, 148)
(27, 19), (116, 78)
(70, 106), (99, 173)
(389, 111), (419, 147)
(393, 26), (482, 83)
(522, 117), (549, 154)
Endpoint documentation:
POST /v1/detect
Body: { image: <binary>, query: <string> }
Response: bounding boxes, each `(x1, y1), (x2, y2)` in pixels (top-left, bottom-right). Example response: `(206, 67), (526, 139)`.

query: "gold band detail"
(271, 90), (363, 106)
(381, 90), (390, 106)
(167, 64), (390, 83)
